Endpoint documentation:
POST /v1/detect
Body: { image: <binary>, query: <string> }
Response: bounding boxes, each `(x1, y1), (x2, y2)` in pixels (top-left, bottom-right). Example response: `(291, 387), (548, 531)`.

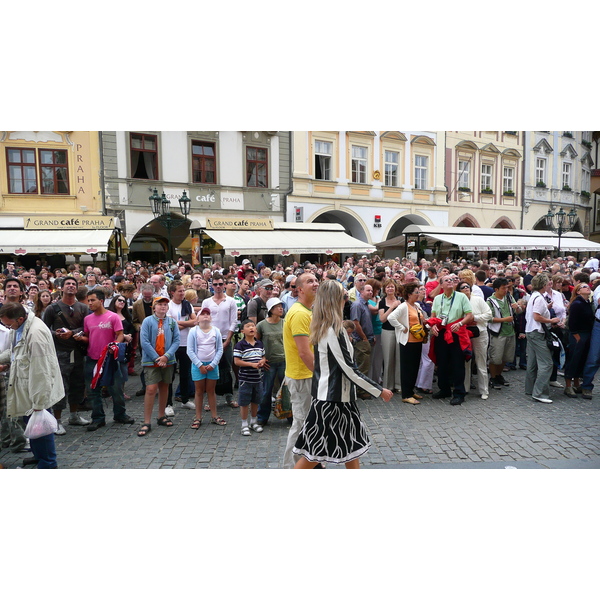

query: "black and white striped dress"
(293, 327), (383, 464)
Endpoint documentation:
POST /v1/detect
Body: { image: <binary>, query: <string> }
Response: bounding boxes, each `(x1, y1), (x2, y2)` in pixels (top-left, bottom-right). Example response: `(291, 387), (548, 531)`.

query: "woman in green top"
(255, 297), (286, 426)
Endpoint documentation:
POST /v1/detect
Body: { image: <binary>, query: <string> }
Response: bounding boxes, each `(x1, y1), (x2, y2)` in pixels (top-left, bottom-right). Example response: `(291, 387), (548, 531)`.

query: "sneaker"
(490, 377), (502, 390)
(564, 387), (577, 398)
(481, 394), (489, 400)
(68, 414), (91, 426)
(251, 423), (263, 433)
(582, 389), (593, 399)
(549, 381), (563, 388)
(241, 425), (251, 436)
(135, 388), (146, 397)
(180, 400), (196, 410)
(496, 374), (509, 386)
(533, 396), (553, 404)
(55, 421), (67, 435)
(165, 405), (175, 417)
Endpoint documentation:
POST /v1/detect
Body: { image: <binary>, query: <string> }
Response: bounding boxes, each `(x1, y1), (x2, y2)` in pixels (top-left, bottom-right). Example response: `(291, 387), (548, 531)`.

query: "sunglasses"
(212, 283), (224, 286)
(459, 286), (470, 290)
(117, 298), (126, 302)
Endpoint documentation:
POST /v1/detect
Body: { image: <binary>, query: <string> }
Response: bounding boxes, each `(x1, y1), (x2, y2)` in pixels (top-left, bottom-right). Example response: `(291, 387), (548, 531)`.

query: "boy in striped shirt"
(233, 319), (266, 436)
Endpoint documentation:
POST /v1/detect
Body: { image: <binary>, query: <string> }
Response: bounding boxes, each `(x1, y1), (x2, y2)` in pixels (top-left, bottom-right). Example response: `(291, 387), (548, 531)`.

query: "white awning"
(0, 229), (113, 255)
(425, 233), (556, 251)
(205, 228), (376, 256)
(534, 237), (600, 252)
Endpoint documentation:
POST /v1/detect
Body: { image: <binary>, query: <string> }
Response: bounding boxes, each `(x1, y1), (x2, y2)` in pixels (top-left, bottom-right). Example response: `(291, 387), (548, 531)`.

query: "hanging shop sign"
(24, 216), (114, 230)
(206, 218), (273, 230)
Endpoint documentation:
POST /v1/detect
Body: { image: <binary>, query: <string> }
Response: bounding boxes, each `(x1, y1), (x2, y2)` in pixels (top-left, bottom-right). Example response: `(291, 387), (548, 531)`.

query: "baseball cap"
(257, 279), (274, 288)
(266, 297), (282, 314)
(242, 259), (251, 265)
(285, 274), (295, 283)
(199, 307), (212, 315)
(152, 296), (170, 307)
(590, 272), (600, 281)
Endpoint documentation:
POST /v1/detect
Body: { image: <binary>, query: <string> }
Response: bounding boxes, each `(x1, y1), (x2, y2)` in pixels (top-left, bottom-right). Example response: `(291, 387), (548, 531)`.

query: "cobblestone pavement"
(2, 365), (600, 469)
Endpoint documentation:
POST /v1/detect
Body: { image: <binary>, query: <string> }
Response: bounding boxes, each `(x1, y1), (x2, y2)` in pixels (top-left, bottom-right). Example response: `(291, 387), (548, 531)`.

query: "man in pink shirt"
(80, 289), (135, 432)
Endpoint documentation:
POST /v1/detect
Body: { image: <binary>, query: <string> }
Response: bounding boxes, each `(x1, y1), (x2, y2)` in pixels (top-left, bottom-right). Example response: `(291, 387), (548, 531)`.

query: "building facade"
(101, 131), (291, 262)
(588, 131), (600, 243)
(0, 131), (104, 268)
(286, 131), (448, 253)
(522, 131), (593, 237)
(445, 131), (524, 230)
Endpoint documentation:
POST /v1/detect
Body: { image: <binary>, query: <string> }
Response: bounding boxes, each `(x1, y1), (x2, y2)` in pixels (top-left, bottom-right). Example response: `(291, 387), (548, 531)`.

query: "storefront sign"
(221, 192), (244, 210)
(206, 218), (273, 230)
(24, 216), (114, 230)
(191, 237), (200, 266)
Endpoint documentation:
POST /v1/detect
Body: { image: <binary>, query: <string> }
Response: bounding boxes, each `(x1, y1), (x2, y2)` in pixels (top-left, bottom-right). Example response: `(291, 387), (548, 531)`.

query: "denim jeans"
(24, 411), (57, 469)
(582, 319), (600, 390)
(168, 346), (193, 405)
(85, 357), (127, 423)
(257, 361), (285, 424)
(565, 331), (591, 380)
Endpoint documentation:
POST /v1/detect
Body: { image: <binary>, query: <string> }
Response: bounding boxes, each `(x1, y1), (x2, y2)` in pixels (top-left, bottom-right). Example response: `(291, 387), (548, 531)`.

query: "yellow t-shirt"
(283, 301), (313, 380)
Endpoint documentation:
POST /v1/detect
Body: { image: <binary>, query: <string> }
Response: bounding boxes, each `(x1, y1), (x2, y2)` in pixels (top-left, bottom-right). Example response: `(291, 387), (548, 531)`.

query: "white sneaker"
(55, 422), (67, 435)
(68, 413), (91, 426)
(165, 405), (175, 417)
(549, 381), (563, 388)
(533, 396), (553, 403)
(481, 394), (489, 400)
(180, 400), (195, 410)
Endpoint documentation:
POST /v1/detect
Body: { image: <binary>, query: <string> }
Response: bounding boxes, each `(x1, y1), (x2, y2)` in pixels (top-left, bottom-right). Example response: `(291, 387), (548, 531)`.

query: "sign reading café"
(24, 216), (115, 230)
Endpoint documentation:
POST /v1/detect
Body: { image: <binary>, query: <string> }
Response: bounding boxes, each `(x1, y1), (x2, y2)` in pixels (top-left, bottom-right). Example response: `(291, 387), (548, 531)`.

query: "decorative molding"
(502, 148), (522, 158)
(480, 143), (500, 154)
(581, 151), (594, 168)
(411, 135), (436, 146)
(380, 131), (407, 142)
(347, 131), (376, 137)
(8, 131), (64, 143)
(455, 140), (479, 151)
(560, 143), (578, 159)
(533, 138), (553, 154)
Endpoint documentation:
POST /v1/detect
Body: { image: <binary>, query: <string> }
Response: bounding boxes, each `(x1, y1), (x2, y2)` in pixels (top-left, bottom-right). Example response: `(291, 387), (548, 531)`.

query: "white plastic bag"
(24, 410), (58, 439)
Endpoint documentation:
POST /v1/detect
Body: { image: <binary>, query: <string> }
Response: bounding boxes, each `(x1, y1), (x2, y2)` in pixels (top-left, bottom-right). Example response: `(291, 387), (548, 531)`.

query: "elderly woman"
(457, 281), (493, 399)
(525, 273), (561, 403)
(564, 282), (594, 397)
(388, 282), (427, 404)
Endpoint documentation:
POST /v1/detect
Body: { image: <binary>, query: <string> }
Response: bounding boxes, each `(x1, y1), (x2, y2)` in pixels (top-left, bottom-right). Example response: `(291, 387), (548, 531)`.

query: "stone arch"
(129, 213), (192, 261)
(491, 216), (516, 229)
(384, 212), (431, 240)
(309, 207), (370, 243)
(452, 213), (480, 228)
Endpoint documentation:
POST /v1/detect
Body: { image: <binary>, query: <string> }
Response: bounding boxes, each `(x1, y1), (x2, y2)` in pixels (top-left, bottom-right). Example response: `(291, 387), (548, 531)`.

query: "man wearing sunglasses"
(201, 273), (239, 408)
(43, 276), (91, 434)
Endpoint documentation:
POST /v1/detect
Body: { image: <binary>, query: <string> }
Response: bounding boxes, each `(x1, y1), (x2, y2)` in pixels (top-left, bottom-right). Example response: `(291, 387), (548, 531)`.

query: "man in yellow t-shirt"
(282, 272), (319, 468)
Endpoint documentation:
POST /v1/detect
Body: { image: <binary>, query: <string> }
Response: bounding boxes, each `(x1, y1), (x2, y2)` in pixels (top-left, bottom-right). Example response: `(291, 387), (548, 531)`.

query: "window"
(503, 166), (514, 193)
(192, 141), (216, 183)
(384, 151), (399, 186)
(315, 140), (332, 180)
(582, 131), (592, 143)
(562, 162), (571, 188)
(6, 148), (37, 193)
(458, 160), (470, 189)
(351, 145), (367, 183)
(536, 157), (546, 184)
(130, 133), (158, 180)
(480, 164), (492, 190)
(583, 169), (591, 193)
(40, 150), (69, 194)
(414, 155), (428, 190)
(246, 146), (268, 187)
(6, 147), (69, 195)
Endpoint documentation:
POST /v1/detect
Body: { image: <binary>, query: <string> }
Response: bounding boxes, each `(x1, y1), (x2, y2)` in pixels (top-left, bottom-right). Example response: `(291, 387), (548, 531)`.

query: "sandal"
(204, 404), (210, 411)
(191, 418), (202, 429)
(402, 397), (420, 405)
(412, 393), (424, 400)
(241, 425), (251, 436)
(210, 416), (227, 426)
(137, 423), (151, 437)
(157, 416), (173, 427)
(226, 398), (239, 408)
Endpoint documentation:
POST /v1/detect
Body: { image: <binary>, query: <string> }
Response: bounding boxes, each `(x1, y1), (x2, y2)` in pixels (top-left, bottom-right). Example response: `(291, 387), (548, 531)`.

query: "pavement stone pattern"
(2, 364), (600, 469)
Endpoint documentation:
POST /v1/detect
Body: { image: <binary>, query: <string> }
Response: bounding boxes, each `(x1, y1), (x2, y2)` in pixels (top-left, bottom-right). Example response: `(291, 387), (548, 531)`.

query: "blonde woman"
(293, 279), (393, 469)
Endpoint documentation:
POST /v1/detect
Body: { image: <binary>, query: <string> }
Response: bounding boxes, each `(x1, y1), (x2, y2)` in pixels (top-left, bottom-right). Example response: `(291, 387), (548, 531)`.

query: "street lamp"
(149, 188), (192, 262)
(545, 206), (578, 253)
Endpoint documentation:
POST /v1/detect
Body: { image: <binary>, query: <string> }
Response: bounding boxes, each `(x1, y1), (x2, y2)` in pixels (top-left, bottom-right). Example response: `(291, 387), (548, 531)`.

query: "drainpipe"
(283, 131), (293, 221)
(520, 131), (526, 230)
(99, 131), (106, 216)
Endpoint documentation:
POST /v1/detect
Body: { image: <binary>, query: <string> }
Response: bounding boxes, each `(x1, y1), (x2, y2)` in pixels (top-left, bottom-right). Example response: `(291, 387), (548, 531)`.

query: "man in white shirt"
(201, 273), (238, 408)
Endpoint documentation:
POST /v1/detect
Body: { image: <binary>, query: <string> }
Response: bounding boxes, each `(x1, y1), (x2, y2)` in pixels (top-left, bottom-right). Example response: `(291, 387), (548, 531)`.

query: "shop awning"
(379, 225), (600, 253)
(197, 223), (376, 256)
(0, 229), (114, 255)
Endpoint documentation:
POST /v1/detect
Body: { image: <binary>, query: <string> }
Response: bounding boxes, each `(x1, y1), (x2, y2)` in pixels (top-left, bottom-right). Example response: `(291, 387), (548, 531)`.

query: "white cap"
(266, 297), (282, 313)
(242, 259), (251, 265)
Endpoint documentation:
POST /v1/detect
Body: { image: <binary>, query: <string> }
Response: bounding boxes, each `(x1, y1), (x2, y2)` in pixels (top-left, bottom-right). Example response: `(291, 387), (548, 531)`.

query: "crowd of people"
(1, 249), (600, 469)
